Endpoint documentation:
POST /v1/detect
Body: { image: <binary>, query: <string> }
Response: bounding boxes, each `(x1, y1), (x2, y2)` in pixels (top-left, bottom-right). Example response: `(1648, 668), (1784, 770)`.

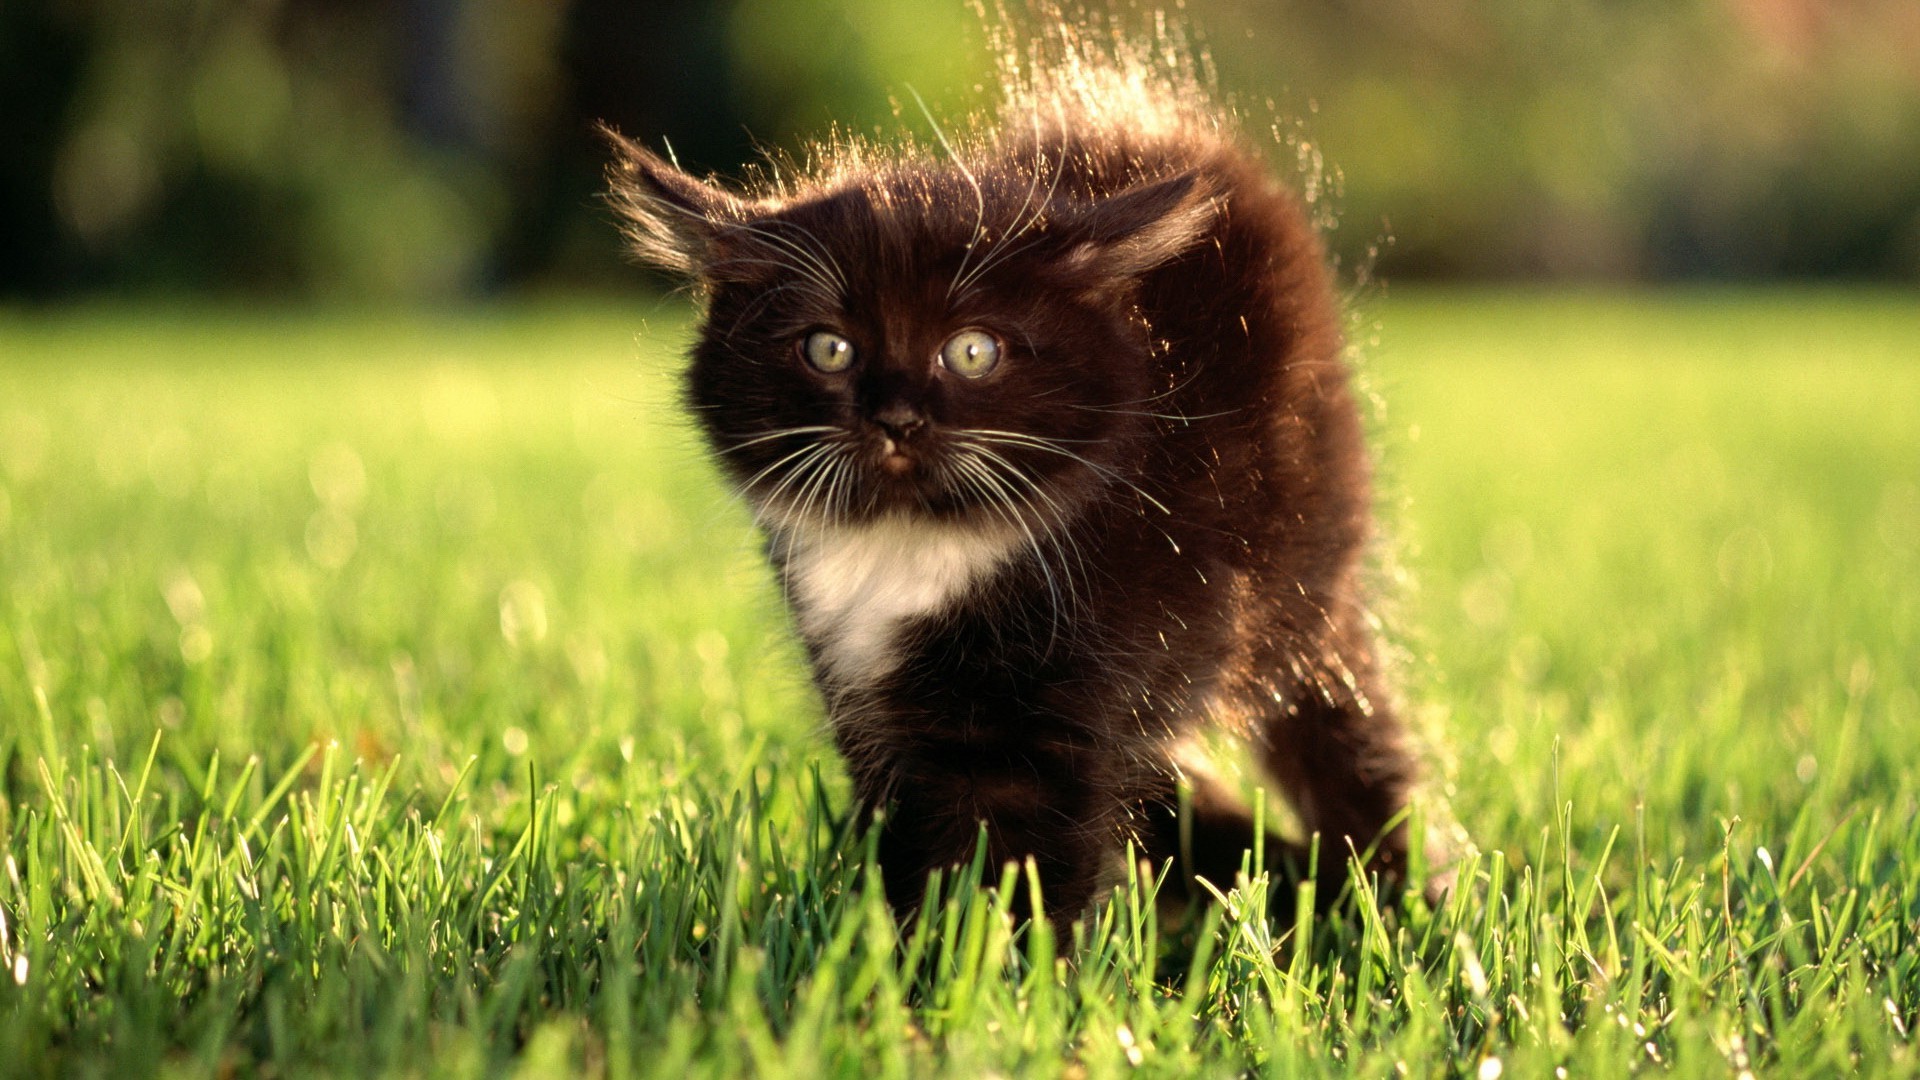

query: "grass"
(1, 290), (1916, 1077)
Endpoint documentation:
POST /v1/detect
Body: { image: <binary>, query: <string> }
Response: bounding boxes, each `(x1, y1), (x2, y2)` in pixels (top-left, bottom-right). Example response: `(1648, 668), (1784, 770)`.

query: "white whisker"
(741, 439), (837, 495)
(953, 121), (1069, 296)
(963, 444), (1097, 621)
(949, 451), (1075, 656)
(906, 86), (990, 303)
(962, 428), (1172, 516)
(716, 425), (841, 456)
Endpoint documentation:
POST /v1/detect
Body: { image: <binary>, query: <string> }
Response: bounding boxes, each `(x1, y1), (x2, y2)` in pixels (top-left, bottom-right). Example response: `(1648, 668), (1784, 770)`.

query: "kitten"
(604, 29), (1424, 931)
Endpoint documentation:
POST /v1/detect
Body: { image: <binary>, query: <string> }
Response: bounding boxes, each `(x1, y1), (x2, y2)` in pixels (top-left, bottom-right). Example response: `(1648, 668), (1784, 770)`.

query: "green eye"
(939, 329), (1001, 378)
(802, 331), (855, 373)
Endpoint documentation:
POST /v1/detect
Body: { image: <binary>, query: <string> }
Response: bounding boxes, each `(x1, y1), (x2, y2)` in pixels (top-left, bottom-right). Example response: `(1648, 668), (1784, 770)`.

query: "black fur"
(605, 33), (1423, 932)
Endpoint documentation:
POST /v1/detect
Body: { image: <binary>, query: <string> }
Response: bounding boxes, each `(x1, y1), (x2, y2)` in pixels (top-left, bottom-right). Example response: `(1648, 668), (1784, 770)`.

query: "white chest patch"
(781, 515), (1022, 688)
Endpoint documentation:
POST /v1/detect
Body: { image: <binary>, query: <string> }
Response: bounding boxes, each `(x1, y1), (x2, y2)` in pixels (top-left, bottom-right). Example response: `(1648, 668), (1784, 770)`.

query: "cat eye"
(801, 330), (855, 373)
(939, 329), (1001, 379)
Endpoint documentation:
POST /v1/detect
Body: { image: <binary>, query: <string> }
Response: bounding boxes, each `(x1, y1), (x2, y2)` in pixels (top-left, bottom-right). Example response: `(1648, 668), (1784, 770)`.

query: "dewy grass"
(1, 291), (1917, 1076)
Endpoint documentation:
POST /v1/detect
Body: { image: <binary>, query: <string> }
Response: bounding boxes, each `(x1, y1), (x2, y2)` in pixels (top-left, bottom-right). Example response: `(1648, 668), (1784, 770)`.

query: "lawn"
(1, 291), (1916, 1076)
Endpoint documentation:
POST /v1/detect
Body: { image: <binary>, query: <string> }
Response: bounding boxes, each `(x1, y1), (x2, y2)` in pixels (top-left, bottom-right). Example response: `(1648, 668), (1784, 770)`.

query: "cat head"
(605, 127), (1213, 535)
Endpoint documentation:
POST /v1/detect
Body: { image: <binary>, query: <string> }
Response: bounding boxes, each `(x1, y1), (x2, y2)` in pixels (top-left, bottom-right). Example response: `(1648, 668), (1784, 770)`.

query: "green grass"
(1, 290), (1916, 1077)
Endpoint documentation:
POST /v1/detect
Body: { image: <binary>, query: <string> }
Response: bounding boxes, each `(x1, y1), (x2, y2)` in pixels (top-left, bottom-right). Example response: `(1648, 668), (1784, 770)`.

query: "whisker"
(786, 442), (845, 528)
(749, 449), (838, 538)
(1089, 368), (1209, 409)
(961, 428), (1172, 516)
(715, 425), (841, 456)
(961, 442), (1068, 525)
(740, 439), (837, 493)
(616, 158), (851, 305)
(965, 444), (1098, 620)
(763, 442), (846, 580)
(1065, 403), (1242, 423)
(822, 446), (857, 524)
(906, 86), (989, 303)
(730, 218), (847, 292)
(950, 453), (1063, 631)
(952, 127), (1069, 296)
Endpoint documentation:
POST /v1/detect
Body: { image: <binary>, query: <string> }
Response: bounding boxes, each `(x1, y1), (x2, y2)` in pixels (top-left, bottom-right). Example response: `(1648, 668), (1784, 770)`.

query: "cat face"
(606, 133), (1211, 533)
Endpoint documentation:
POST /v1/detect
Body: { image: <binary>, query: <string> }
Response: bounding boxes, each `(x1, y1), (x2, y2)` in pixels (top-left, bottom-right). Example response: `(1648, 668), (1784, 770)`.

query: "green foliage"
(8, 1), (1918, 297)
(1, 294), (1916, 1075)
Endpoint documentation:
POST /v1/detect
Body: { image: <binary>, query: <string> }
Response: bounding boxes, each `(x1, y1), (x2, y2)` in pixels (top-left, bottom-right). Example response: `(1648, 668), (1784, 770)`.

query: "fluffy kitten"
(604, 30), (1423, 931)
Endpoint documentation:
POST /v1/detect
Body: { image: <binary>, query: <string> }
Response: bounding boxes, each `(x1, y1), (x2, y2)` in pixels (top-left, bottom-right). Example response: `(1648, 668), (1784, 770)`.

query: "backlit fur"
(605, 12), (1428, 930)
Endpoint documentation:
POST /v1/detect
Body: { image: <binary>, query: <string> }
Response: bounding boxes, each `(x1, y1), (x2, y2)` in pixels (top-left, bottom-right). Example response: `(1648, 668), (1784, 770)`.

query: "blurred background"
(4, 0), (1918, 302)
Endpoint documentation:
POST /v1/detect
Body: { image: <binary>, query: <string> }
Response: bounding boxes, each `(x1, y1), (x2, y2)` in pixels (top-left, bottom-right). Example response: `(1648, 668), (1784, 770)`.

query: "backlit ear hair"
(599, 123), (747, 277)
(1062, 171), (1215, 280)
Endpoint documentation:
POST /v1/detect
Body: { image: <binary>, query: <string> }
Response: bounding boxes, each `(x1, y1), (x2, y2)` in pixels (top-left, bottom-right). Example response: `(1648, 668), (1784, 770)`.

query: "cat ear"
(1062, 172), (1215, 280)
(601, 123), (747, 277)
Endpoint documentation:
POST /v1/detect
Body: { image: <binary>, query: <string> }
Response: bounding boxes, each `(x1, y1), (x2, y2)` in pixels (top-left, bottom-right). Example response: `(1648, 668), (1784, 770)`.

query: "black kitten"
(605, 29), (1424, 931)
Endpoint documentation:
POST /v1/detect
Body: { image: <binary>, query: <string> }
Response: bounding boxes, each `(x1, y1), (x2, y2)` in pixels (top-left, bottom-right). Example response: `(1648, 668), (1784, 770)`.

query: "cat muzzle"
(877, 439), (916, 476)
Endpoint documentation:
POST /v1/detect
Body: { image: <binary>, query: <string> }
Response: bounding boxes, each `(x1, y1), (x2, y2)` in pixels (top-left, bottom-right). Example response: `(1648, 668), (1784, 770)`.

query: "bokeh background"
(5, 0), (1919, 302)
(4, 6), (1919, 1072)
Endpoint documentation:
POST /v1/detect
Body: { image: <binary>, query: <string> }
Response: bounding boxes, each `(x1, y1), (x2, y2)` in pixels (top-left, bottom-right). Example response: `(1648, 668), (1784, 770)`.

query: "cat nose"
(874, 403), (926, 440)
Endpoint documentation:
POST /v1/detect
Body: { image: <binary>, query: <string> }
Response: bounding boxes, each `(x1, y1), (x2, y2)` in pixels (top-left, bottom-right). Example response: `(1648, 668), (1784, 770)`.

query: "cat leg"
(1255, 604), (1419, 904)
(1136, 761), (1291, 894)
(863, 741), (1129, 937)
